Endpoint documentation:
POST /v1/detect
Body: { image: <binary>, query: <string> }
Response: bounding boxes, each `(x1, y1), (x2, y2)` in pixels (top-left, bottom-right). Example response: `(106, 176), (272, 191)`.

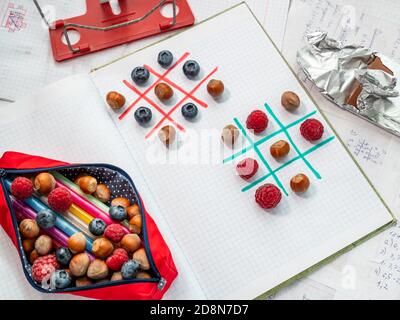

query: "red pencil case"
(0, 151), (178, 300)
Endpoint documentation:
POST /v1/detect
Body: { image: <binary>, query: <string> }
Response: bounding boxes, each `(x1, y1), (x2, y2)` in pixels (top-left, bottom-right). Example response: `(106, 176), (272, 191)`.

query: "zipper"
(0, 164), (166, 293)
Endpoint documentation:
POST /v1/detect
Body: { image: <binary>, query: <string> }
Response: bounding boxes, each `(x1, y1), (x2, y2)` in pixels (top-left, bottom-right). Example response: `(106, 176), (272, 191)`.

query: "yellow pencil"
(69, 204), (94, 225)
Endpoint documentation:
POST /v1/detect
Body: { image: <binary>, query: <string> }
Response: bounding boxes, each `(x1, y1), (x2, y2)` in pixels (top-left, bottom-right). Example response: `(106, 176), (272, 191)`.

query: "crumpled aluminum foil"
(297, 31), (400, 137)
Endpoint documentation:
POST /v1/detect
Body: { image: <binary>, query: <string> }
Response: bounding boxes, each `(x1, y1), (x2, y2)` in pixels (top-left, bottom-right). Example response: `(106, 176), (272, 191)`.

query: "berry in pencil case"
(0, 151), (177, 300)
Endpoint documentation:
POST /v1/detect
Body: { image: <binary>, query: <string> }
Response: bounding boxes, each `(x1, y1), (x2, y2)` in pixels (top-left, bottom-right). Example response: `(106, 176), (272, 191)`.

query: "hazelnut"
(106, 91), (126, 110)
(87, 259), (109, 280)
(92, 238), (114, 258)
(221, 124), (239, 147)
(126, 204), (140, 220)
(77, 176), (98, 194)
(19, 219), (40, 239)
(22, 239), (36, 253)
(270, 140), (290, 159)
(158, 125), (176, 147)
(75, 277), (93, 287)
(290, 174), (310, 193)
(132, 248), (150, 270)
(111, 197), (130, 208)
(207, 79), (224, 98)
(34, 235), (53, 255)
(69, 253), (90, 277)
(136, 272), (152, 279)
(94, 184), (111, 203)
(67, 232), (87, 253)
(29, 250), (40, 264)
(154, 83), (174, 101)
(74, 173), (86, 185)
(281, 91), (300, 111)
(120, 234), (141, 253)
(34, 173), (56, 194)
(111, 272), (123, 281)
(129, 215), (142, 235)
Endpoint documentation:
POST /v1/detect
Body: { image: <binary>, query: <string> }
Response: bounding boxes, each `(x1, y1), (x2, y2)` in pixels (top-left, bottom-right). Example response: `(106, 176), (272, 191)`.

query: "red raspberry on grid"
(246, 110), (269, 133)
(300, 118), (324, 141)
(255, 184), (282, 209)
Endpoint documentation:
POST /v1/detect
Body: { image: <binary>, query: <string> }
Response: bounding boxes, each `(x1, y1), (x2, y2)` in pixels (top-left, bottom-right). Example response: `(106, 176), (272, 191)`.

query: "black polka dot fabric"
(60, 166), (138, 206)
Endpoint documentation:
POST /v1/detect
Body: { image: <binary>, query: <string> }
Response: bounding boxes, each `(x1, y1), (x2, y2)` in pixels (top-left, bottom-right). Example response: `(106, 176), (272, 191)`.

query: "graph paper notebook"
(0, 3), (394, 299)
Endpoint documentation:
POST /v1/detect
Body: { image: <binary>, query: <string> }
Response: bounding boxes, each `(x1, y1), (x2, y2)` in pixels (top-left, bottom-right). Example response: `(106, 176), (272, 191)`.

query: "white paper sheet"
(280, 0), (400, 300)
(91, 4), (393, 299)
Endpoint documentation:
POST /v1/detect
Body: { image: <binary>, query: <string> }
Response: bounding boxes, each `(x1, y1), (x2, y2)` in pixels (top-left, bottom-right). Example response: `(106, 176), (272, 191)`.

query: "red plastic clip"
(42, 0), (194, 62)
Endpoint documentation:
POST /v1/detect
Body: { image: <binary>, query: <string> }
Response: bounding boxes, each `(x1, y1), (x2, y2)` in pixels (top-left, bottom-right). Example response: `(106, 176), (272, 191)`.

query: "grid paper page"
(263, 0), (290, 50)
(0, 74), (205, 299)
(91, 4), (393, 299)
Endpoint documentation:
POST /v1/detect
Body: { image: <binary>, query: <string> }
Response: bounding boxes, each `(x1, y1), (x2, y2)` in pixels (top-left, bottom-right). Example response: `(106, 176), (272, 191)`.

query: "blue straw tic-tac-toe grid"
(223, 102), (335, 196)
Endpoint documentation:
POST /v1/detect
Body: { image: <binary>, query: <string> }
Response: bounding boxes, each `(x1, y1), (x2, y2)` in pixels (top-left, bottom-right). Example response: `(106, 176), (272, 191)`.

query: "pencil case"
(0, 151), (177, 300)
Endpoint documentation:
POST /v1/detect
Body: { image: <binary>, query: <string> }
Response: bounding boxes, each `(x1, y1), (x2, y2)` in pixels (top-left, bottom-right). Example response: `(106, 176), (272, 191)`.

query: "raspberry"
(246, 110), (269, 133)
(31, 254), (59, 283)
(104, 224), (126, 243)
(48, 187), (72, 212)
(300, 118), (324, 141)
(106, 248), (129, 271)
(236, 158), (259, 180)
(10, 177), (33, 200)
(255, 184), (282, 209)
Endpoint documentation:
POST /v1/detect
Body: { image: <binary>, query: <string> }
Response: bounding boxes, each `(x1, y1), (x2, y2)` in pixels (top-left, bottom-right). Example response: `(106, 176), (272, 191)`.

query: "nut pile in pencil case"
(222, 91), (325, 209)
(9, 172), (152, 290)
(106, 50), (225, 147)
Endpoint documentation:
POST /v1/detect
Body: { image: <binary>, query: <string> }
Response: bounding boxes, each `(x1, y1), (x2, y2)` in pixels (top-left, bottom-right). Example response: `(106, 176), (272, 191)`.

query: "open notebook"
(0, 3), (394, 300)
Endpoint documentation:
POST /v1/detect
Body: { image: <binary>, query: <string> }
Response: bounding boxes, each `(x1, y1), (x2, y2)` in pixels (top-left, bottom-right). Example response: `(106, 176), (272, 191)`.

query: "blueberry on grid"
(131, 66), (150, 85)
(134, 107), (152, 125)
(181, 103), (198, 120)
(183, 60), (200, 79)
(157, 50), (174, 68)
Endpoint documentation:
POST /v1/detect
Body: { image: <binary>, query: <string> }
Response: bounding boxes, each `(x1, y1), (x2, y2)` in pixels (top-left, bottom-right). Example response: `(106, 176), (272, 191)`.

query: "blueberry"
(181, 103), (198, 120)
(158, 50), (174, 68)
(50, 270), (71, 289)
(36, 209), (56, 229)
(121, 260), (140, 279)
(89, 218), (106, 236)
(183, 60), (200, 79)
(131, 66), (150, 85)
(134, 107), (152, 125)
(109, 205), (127, 221)
(56, 247), (72, 266)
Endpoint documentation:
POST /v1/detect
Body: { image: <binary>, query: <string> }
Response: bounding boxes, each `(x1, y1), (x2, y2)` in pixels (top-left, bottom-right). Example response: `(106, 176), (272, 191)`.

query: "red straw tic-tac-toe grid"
(119, 52), (218, 139)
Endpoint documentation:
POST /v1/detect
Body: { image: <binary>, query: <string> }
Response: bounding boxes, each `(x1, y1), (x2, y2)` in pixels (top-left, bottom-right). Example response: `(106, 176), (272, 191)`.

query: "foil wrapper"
(297, 31), (400, 137)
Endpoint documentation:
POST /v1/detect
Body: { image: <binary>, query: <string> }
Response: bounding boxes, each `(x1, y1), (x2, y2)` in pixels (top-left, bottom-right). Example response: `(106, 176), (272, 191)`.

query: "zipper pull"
(158, 278), (167, 291)
(0, 169), (6, 178)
